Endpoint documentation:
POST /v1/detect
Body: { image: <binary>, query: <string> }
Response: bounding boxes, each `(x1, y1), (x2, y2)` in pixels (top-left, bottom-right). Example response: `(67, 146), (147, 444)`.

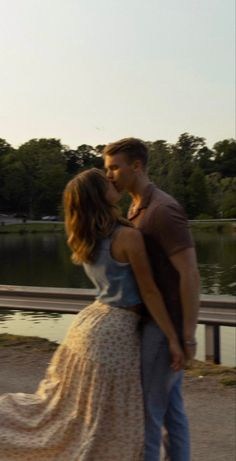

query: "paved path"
(0, 342), (235, 461)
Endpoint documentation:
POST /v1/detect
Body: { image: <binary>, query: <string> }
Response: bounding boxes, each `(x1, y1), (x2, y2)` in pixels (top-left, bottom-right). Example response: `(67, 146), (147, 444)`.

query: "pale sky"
(0, 0), (235, 149)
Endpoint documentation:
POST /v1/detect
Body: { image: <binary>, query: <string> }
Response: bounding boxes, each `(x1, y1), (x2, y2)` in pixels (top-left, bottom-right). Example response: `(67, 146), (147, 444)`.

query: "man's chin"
(114, 183), (124, 193)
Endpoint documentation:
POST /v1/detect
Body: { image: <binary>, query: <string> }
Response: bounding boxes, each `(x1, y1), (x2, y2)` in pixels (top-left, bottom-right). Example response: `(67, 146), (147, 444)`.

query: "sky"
(0, 0), (235, 149)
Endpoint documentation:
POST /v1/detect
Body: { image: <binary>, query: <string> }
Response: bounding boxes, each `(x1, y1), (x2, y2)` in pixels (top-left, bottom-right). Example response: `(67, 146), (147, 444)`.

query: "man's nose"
(106, 170), (113, 180)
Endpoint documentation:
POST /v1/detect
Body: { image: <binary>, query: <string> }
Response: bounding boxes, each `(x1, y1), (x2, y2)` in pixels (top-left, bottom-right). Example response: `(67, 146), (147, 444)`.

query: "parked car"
(13, 213), (28, 219)
(41, 216), (59, 221)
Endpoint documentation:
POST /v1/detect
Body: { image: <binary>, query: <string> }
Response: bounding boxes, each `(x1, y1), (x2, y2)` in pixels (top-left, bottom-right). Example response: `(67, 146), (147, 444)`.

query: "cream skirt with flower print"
(0, 301), (144, 461)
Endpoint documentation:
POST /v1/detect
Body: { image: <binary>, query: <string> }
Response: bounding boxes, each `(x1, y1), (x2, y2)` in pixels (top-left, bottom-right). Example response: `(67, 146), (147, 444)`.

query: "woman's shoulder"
(111, 225), (143, 262)
(115, 225), (142, 244)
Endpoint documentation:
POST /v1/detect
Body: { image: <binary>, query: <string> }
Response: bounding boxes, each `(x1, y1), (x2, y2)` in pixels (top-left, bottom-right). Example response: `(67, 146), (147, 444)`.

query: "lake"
(0, 230), (235, 366)
(0, 230), (236, 294)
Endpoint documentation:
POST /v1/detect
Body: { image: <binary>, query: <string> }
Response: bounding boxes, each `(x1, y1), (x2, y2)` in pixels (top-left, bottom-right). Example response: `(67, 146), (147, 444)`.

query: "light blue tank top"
(83, 235), (142, 308)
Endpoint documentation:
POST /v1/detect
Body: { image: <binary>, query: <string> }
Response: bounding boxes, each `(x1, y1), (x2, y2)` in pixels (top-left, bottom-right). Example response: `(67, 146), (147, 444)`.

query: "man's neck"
(129, 175), (151, 208)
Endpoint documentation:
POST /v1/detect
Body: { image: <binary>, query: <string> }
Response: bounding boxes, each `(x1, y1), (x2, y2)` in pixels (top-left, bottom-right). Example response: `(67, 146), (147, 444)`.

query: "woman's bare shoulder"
(118, 225), (141, 237)
(117, 226), (143, 246)
(111, 226), (142, 262)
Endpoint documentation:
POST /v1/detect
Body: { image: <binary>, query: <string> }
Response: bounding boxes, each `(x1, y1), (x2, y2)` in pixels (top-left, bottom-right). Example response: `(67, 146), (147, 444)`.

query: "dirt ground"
(0, 334), (235, 461)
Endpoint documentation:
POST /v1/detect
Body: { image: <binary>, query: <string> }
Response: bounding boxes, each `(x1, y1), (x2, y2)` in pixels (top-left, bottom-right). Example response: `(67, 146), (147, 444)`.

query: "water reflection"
(193, 230), (236, 295)
(0, 309), (63, 320)
(0, 310), (73, 344)
(0, 230), (235, 294)
(0, 233), (93, 289)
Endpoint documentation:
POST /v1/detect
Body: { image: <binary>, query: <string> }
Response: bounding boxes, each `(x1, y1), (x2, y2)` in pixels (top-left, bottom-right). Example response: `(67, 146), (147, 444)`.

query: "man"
(103, 138), (200, 461)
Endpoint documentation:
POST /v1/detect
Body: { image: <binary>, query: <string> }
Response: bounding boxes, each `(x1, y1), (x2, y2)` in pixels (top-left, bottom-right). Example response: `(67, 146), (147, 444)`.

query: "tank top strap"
(99, 224), (123, 251)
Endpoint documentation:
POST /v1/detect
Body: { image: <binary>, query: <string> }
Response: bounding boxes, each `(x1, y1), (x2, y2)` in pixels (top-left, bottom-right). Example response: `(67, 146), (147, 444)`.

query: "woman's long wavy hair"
(64, 168), (128, 264)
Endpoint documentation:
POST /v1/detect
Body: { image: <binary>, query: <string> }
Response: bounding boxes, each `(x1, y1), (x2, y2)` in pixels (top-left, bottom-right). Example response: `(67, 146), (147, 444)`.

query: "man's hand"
(169, 339), (185, 371)
(184, 340), (197, 362)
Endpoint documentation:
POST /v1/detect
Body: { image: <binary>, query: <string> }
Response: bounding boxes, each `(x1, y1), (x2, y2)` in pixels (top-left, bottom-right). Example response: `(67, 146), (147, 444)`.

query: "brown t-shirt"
(128, 183), (194, 340)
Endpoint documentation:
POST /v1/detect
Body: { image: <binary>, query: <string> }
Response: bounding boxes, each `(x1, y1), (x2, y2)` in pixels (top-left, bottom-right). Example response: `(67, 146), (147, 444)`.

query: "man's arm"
(170, 247), (200, 360)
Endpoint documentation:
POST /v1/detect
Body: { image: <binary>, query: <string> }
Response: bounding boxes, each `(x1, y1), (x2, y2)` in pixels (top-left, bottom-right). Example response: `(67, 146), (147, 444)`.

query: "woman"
(0, 168), (183, 461)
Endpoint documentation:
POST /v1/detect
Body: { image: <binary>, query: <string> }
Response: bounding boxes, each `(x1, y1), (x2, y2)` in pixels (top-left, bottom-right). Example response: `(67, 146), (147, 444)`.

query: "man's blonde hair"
(103, 137), (148, 167)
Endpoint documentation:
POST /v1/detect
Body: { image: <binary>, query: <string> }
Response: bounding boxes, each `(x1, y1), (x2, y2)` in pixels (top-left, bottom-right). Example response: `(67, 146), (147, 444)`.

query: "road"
(0, 340), (235, 461)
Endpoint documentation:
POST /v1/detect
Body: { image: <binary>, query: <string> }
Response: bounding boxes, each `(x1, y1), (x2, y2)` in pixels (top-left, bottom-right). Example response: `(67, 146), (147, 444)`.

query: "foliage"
(213, 139), (236, 177)
(186, 167), (209, 218)
(0, 134), (235, 219)
(147, 140), (171, 191)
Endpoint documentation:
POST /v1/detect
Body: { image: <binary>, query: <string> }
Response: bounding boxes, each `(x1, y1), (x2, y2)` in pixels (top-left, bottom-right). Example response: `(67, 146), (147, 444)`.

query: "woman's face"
(105, 180), (122, 204)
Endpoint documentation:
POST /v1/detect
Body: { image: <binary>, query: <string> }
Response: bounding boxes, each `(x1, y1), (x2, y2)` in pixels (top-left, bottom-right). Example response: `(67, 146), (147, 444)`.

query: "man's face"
(105, 180), (122, 204)
(104, 153), (136, 193)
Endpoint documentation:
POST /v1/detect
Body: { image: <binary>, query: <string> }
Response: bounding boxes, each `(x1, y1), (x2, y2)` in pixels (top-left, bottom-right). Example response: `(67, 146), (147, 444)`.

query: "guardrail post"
(213, 325), (221, 364)
(205, 325), (214, 361)
(205, 325), (221, 364)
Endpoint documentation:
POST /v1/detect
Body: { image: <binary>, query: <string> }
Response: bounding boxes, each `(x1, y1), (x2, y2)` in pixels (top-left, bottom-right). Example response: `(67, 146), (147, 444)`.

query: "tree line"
(0, 133), (235, 219)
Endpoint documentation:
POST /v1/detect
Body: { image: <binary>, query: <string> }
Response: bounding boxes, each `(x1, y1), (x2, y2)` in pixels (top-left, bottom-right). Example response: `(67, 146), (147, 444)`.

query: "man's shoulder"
(149, 186), (183, 214)
(143, 186), (194, 254)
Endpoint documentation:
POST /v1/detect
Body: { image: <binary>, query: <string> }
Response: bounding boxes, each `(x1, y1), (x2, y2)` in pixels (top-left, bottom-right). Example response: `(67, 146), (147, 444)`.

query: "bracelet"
(184, 340), (197, 346)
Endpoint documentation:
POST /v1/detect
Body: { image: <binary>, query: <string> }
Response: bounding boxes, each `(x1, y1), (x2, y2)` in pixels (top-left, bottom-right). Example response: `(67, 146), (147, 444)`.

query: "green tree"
(0, 139), (15, 211)
(0, 138), (13, 156)
(147, 140), (172, 190)
(187, 166), (209, 218)
(174, 133), (206, 175)
(220, 177), (236, 218)
(213, 139), (236, 177)
(64, 149), (80, 175)
(64, 144), (103, 177)
(195, 146), (215, 174)
(0, 135), (235, 219)
(95, 144), (106, 155)
(1, 157), (29, 212)
(167, 158), (186, 207)
(1, 138), (68, 217)
(33, 151), (69, 216)
(75, 144), (103, 170)
(205, 173), (222, 218)
(170, 133), (206, 212)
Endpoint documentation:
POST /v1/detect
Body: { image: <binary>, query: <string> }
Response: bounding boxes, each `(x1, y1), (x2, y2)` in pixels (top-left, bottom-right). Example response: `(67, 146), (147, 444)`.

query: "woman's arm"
(118, 227), (184, 370)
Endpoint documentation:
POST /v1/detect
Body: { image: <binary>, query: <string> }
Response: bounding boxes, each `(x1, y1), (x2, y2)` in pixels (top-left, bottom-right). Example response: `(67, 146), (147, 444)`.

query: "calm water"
(0, 230), (236, 293)
(0, 231), (235, 366)
(194, 230), (236, 295)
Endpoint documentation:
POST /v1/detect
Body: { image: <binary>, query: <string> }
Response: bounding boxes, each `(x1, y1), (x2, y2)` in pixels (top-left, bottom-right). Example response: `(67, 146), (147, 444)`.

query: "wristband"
(184, 340), (197, 346)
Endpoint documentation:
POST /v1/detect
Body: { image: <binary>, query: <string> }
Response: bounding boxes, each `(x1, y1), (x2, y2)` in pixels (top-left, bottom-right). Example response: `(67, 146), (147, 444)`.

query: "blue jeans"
(142, 320), (190, 461)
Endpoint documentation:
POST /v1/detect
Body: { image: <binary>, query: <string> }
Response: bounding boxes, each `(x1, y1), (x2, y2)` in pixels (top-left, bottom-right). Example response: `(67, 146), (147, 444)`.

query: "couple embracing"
(0, 138), (200, 461)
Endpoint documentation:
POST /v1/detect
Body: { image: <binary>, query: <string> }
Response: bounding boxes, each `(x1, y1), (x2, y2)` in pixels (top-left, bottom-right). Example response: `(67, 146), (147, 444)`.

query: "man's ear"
(133, 159), (143, 171)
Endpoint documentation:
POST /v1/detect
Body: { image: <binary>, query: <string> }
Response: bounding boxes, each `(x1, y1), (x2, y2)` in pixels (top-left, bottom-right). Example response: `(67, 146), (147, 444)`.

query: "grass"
(0, 222), (64, 234)
(185, 359), (236, 386)
(220, 378), (236, 386)
(0, 220), (235, 234)
(0, 333), (58, 352)
(189, 221), (236, 233)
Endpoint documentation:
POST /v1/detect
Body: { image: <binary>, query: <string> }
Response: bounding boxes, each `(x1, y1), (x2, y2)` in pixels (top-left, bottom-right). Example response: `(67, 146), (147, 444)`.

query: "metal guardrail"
(0, 285), (235, 323)
(0, 285), (235, 365)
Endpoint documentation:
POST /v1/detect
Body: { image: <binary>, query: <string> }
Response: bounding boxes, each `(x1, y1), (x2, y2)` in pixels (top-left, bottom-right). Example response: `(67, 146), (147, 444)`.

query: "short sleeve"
(150, 203), (194, 256)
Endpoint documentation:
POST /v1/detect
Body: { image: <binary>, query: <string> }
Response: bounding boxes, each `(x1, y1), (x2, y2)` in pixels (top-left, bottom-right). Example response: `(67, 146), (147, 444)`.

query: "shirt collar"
(128, 183), (156, 220)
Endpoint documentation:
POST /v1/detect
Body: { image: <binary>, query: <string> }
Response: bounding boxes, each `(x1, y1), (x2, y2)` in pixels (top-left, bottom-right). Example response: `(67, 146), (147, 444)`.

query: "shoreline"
(1, 333), (235, 386)
(0, 221), (235, 234)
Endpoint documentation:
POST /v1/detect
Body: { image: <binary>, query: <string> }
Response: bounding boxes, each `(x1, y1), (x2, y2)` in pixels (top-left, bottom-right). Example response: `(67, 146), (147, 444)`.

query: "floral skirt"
(0, 301), (144, 461)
